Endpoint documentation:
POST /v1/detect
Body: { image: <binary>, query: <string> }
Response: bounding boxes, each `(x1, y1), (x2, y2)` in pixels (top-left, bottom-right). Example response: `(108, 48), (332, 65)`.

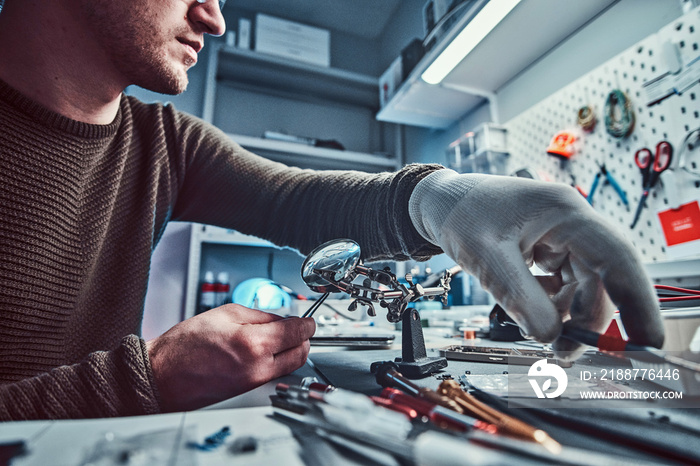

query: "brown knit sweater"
(0, 79), (443, 420)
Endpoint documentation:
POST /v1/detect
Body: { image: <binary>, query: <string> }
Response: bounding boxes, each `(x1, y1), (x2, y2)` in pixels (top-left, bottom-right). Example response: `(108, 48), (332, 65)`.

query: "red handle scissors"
(630, 141), (673, 228)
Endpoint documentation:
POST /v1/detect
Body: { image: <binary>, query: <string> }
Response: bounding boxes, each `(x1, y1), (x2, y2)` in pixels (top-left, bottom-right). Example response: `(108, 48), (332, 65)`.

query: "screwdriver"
(373, 361), (463, 413)
(437, 379), (561, 455)
(380, 387), (498, 435)
(373, 362), (561, 454)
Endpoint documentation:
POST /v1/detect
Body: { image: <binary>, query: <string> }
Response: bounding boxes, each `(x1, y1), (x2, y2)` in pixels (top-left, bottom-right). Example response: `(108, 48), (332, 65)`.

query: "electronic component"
(439, 345), (572, 368)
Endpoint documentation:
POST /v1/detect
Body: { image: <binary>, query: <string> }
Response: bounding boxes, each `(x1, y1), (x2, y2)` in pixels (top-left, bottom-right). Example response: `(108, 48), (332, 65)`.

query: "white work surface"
(0, 407), (305, 466)
(3, 307), (699, 466)
(0, 321), (463, 466)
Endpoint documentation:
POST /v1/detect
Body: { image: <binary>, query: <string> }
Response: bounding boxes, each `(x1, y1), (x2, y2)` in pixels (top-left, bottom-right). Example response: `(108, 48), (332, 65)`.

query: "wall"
(404, 0), (685, 165)
(389, 0), (692, 300)
(498, 0), (683, 124)
(505, 6), (700, 266)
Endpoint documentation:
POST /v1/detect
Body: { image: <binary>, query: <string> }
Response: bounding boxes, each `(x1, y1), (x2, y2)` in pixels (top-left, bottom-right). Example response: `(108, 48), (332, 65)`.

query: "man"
(0, 0), (663, 420)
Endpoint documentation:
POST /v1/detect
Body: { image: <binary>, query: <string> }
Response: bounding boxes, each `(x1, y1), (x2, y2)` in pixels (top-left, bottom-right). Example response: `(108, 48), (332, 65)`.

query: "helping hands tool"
(300, 239), (451, 323)
(630, 141), (673, 228)
(301, 239), (453, 377)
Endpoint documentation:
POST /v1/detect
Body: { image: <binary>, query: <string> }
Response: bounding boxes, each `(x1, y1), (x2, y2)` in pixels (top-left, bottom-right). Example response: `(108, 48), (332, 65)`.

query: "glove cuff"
(408, 169), (487, 245)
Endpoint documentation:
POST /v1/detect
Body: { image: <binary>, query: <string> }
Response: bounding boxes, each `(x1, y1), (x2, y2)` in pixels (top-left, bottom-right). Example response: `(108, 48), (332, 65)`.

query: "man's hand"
(146, 305), (316, 412)
(409, 170), (664, 359)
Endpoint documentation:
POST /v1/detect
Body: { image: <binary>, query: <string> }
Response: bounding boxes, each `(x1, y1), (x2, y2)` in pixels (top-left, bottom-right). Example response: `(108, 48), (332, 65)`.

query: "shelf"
(193, 224), (275, 247)
(377, 0), (616, 128)
(229, 133), (400, 172)
(645, 258), (700, 281)
(216, 45), (379, 108)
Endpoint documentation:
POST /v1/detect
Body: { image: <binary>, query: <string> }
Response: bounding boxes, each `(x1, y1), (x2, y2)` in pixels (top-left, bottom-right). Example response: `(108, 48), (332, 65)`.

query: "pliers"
(587, 163), (629, 209)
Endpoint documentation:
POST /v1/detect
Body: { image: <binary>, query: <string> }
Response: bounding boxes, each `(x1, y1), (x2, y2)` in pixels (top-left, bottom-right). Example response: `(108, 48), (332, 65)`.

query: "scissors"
(630, 141), (673, 228)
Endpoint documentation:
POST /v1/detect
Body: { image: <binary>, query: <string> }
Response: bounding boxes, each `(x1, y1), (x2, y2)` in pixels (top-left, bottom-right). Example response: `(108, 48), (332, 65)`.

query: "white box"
(446, 124), (509, 175)
(238, 18), (251, 50)
(225, 31), (235, 47)
(254, 14), (330, 67)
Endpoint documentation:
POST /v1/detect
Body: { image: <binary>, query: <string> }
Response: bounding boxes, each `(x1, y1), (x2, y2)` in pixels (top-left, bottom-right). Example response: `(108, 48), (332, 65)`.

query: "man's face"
(81, 0), (225, 95)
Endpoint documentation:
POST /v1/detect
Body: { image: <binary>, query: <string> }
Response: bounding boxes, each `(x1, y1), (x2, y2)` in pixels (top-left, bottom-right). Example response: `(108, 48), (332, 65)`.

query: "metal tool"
(675, 127), (700, 177)
(586, 163), (628, 208)
(438, 379), (561, 454)
(372, 362), (561, 454)
(630, 141), (673, 228)
(301, 239), (453, 377)
(300, 239), (451, 323)
(273, 381), (650, 466)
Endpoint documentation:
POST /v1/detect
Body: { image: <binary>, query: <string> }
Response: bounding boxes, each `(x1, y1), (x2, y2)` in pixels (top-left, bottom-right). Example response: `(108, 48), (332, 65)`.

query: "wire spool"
(577, 105), (597, 132)
(604, 90), (635, 138)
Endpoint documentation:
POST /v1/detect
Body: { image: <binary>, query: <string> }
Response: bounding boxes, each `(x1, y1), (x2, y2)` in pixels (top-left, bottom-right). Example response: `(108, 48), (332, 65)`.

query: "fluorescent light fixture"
(421, 0), (522, 85)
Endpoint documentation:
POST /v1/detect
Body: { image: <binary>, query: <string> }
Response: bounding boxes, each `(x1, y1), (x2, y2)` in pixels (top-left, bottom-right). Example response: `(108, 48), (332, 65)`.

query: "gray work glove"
(409, 170), (664, 359)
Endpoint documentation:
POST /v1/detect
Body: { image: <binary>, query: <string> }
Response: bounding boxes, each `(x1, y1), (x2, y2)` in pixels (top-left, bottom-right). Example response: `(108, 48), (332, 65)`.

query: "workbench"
(2, 321), (699, 465)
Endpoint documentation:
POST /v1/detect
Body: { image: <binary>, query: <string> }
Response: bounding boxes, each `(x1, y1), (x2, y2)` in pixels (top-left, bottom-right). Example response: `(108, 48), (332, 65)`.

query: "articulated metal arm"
(302, 239), (451, 323)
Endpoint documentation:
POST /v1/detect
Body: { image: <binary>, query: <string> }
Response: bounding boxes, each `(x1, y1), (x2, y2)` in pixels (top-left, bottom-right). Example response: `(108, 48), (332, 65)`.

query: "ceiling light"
(421, 0), (522, 85)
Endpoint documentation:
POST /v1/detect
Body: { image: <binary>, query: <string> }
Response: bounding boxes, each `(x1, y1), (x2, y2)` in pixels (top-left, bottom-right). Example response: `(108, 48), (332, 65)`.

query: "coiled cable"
(604, 90), (635, 138)
(577, 105), (596, 132)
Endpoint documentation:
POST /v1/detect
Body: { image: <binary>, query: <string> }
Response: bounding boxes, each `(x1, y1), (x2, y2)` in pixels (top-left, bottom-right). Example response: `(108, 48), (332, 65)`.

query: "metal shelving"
(214, 46), (379, 109)
(229, 133), (400, 172)
(202, 43), (400, 171)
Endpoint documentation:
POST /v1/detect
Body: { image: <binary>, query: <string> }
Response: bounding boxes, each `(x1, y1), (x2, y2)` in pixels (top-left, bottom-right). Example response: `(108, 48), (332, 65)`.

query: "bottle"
(215, 272), (231, 307)
(198, 271), (216, 314)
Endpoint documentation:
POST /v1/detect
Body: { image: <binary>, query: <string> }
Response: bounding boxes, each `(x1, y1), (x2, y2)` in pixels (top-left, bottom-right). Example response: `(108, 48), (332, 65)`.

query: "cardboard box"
(255, 14), (330, 67)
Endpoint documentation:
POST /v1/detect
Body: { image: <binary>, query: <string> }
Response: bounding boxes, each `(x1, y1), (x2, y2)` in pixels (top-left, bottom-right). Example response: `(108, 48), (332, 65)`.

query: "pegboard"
(504, 7), (700, 264)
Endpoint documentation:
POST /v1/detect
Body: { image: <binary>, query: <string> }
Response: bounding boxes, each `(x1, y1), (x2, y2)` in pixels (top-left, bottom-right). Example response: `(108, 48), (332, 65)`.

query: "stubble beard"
(137, 43), (190, 95)
(82, 2), (191, 95)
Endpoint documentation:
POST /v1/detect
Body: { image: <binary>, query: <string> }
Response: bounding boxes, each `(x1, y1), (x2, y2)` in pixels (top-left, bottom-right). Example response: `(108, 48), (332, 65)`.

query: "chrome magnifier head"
(301, 239), (361, 293)
(300, 238), (452, 323)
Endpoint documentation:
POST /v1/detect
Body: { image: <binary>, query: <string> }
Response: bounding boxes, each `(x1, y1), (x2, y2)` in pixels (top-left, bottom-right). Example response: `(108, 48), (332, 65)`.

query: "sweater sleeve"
(0, 336), (161, 421)
(168, 112), (445, 262)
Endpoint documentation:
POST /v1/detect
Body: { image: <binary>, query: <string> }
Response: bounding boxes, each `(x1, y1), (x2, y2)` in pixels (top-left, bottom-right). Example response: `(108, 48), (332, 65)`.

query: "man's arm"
(166, 110), (445, 262)
(0, 309), (315, 419)
(0, 336), (160, 420)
